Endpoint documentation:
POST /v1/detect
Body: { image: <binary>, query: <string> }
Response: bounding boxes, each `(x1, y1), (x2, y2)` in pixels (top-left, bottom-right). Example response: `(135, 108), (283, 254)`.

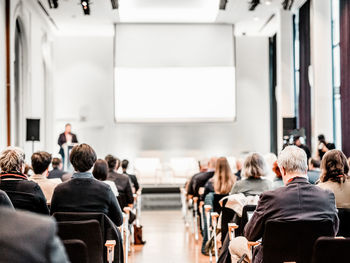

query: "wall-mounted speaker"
(26, 119), (40, 141)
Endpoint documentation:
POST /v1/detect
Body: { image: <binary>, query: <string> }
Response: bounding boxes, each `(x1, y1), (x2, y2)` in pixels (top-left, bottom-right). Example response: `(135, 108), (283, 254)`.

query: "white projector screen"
(115, 67), (236, 122)
(114, 24), (236, 122)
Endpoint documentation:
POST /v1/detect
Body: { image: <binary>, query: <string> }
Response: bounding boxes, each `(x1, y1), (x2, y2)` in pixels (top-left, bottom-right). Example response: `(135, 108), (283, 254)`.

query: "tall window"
(331, 0), (342, 149)
(293, 13), (300, 119)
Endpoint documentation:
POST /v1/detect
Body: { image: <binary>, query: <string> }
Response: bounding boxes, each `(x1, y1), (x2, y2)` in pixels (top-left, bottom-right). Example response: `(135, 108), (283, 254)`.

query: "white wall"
(0, 0), (55, 159)
(52, 34), (270, 161)
(0, 0), (6, 150)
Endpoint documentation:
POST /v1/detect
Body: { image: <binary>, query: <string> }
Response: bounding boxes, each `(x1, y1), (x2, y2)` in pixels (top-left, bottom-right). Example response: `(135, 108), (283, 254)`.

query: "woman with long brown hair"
(318, 149), (350, 208)
(203, 157), (235, 198)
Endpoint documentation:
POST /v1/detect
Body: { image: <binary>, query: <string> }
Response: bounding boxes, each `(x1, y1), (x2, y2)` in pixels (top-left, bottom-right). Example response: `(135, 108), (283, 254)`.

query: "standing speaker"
(26, 119), (40, 141)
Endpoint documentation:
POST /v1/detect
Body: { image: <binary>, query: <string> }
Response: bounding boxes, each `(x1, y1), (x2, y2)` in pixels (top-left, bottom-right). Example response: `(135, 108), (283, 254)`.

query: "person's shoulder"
(1, 207), (55, 233)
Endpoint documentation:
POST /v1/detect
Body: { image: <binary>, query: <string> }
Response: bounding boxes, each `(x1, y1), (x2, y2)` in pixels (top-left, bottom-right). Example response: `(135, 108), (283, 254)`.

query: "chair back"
(263, 220), (334, 263)
(63, 239), (89, 263)
(337, 208), (350, 237)
(57, 220), (103, 263)
(53, 212), (123, 263)
(311, 237), (350, 263)
(237, 205), (256, 236)
(5, 191), (49, 214)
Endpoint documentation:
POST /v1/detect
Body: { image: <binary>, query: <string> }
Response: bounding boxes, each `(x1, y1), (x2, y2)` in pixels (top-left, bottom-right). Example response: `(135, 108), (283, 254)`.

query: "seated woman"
(318, 149), (350, 208)
(93, 159), (119, 197)
(202, 157), (235, 255)
(230, 153), (272, 196)
(0, 147), (49, 215)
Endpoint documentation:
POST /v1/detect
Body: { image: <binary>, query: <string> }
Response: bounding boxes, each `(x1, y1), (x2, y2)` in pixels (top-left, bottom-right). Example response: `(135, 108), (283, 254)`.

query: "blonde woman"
(203, 157), (235, 198)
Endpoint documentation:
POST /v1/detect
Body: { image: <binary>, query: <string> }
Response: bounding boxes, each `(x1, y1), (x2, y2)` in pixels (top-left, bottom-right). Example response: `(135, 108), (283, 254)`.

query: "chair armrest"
(105, 240), (116, 262)
(247, 241), (260, 249)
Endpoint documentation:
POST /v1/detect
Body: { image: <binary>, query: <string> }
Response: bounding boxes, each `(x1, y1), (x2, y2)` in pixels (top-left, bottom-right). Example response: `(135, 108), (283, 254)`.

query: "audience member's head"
(214, 157), (235, 194)
(0, 147), (26, 174)
(52, 157), (63, 170)
(293, 136), (302, 146)
(272, 160), (282, 179)
(121, 159), (129, 171)
(105, 154), (118, 170)
(65, 123), (71, 134)
(24, 164), (33, 176)
(320, 149), (349, 184)
(198, 158), (209, 172)
(235, 158), (243, 172)
(243, 153), (268, 179)
(208, 157), (217, 170)
(70, 144), (97, 173)
(318, 134), (326, 143)
(31, 151), (52, 175)
(309, 158), (320, 170)
(92, 159), (108, 181)
(278, 146), (308, 182)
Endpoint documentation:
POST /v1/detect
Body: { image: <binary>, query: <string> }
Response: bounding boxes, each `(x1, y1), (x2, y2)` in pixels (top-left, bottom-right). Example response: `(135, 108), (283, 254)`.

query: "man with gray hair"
(0, 147), (49, 215)
(243, 146), (339, 263)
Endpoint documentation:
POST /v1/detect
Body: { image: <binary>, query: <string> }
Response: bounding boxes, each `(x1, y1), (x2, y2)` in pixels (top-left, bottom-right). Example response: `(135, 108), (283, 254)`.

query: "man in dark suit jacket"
(48, 157), (70, 181)
(57, 123), (78, 162)
(105, 155), (134, 209)
(51, 144), (123, 227)
(0, 207), (69, 263)
(244, 146), (339, 263)
(0, 147), (49, 215)
(122, 159), (140, 193)
(193, 157), (217, 198)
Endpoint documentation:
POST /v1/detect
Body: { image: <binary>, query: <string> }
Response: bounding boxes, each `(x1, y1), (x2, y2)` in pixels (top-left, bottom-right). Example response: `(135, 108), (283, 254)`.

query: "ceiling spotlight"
(264, 0), (272, 5)
(81, 0), (90, 15)
(47, 0), (58, 8)
(249, 0), (260, 11)
(111, 0), (118, 9)
(219, 0), (228, 10)
(253, 16), (260, 21)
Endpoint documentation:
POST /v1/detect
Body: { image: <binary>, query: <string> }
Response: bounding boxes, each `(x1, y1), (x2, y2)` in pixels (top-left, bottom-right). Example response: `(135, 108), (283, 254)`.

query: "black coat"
(244, 177), (339, 263)
(57, 132), (78, 147)
(50, 177), (123, 226)
(107, 170), (134, 209)
(0, 173), (49, 215)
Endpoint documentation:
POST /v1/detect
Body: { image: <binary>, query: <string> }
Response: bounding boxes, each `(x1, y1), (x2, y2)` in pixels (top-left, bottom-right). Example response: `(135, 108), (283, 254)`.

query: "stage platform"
(140, 184), (182, 210)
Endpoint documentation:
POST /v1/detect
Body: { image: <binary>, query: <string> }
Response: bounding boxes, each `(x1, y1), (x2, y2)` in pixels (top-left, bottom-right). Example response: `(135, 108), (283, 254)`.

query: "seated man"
(51, 144), (123, 226)
(122, 159), (140, 193)
(106, 155), (134, 209)
(186, 158), (209, 197)
(244, 146), (339, 263)
(30, 151), (61, 204)
(0, 147), (49, 215)
(48, 157), (71, 182)
(193, 157), (217, 199)
(0, 207), (69, 263)
(308, 157), (321, 184)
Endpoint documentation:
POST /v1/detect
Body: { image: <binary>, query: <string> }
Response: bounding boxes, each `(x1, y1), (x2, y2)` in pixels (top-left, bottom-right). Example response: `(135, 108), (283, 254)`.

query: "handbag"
(134, 224), (146, 245)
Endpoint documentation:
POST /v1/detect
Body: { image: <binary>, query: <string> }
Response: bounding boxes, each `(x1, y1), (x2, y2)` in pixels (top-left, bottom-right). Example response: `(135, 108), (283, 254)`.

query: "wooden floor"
(128, 210), (208, 263)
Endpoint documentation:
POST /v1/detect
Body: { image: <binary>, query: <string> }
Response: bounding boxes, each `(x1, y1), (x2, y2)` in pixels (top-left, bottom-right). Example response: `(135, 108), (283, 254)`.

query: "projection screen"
(114, 24), (236, 122)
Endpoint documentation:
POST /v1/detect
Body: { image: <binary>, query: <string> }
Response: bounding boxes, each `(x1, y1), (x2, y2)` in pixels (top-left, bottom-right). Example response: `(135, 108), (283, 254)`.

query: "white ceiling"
(40, 0), (300, 36)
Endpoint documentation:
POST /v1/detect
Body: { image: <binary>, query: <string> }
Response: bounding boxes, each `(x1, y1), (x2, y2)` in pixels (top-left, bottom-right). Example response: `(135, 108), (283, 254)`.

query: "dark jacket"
(0, 173), (49, 215)
(0, 207), (69, 263)
(107, 169), (134, 208)
(57, 132), (78, 147)
(50, 173), (123, 226)
(48, 167), (67, 180)
(124, 172), (140, 192)
(244, 177), (339, 263)
(192, 171), (215, 197)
